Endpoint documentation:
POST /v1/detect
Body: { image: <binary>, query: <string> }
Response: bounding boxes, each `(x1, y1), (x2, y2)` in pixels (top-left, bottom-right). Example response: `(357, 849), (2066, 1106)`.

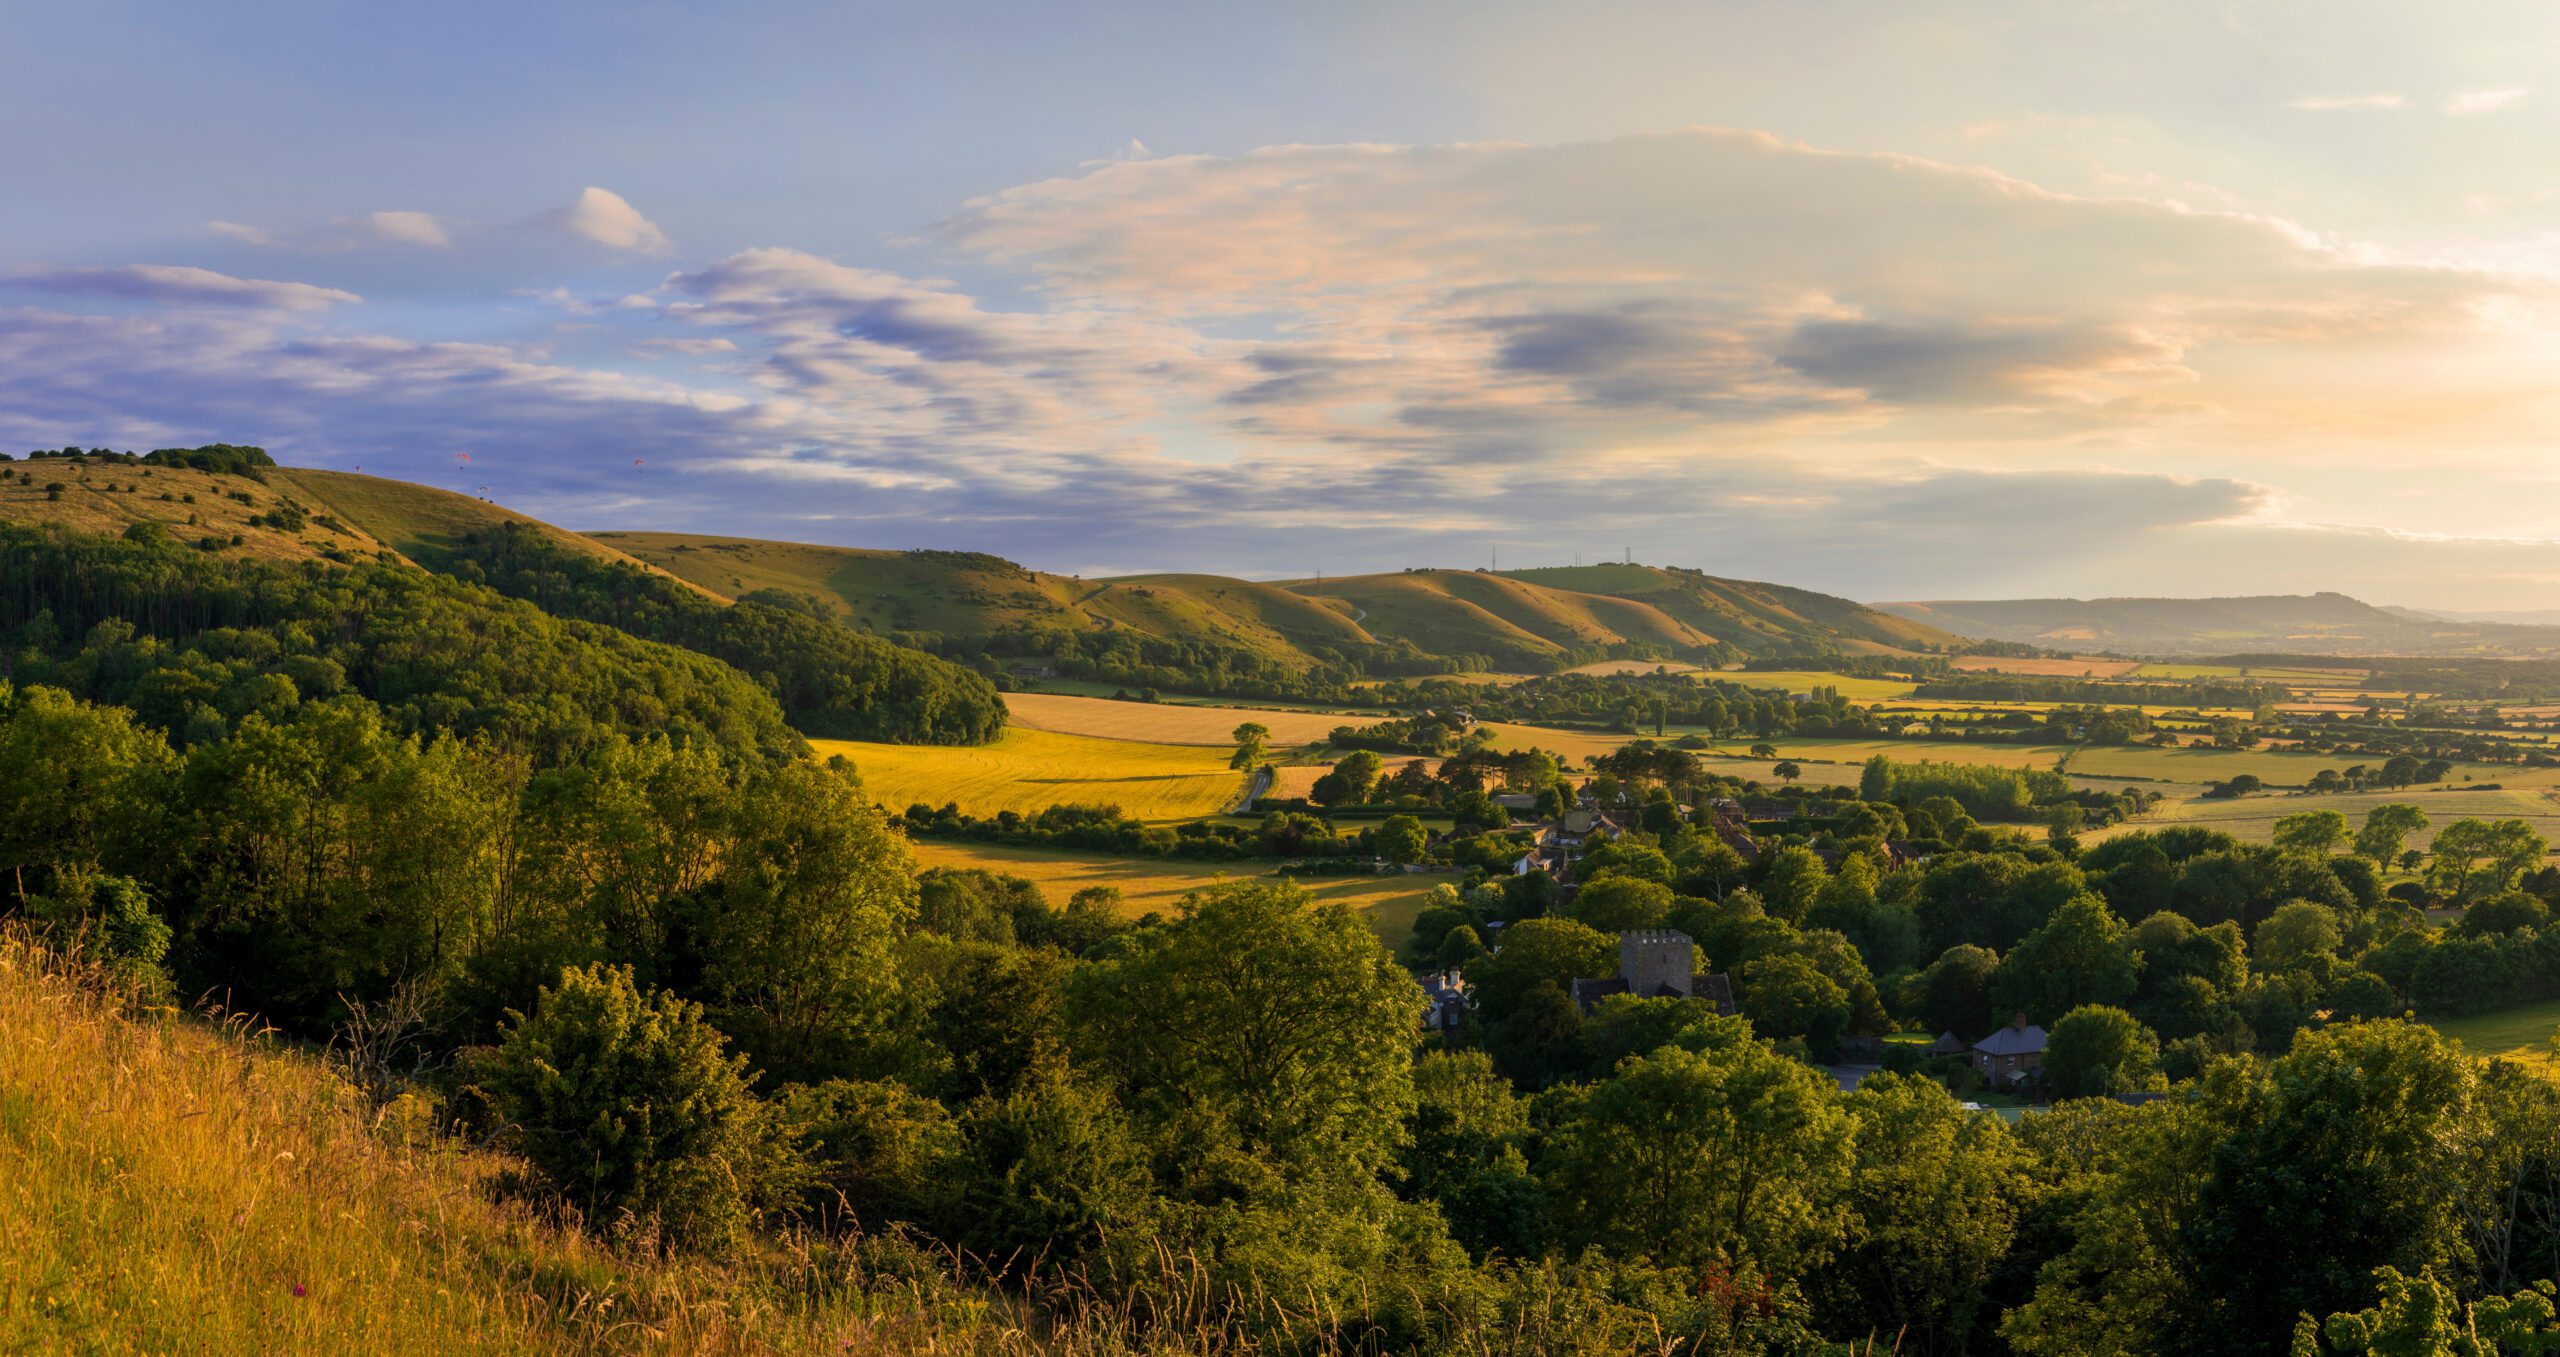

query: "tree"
(2354, 804), (2430, 870)
(1772, 760), (1803, 785)
(2255, 900), (2344, 973)
(1066, 881), (1422, 1177)
(2181, 1022), (2481, 1355)
(2042, 1005), (2160, 1098)
(1750, 743), (1779, 760)
(1229, 721), (1270, 769)
(1905, 944), (2001, 1041)
(2273, 810), (2349, 856)
(1990, 894), (2139, 1024)
(1739, 951), (1852, 1057)
(2427, 819), (2548, 904)
(1373, 813), (1429, 866)
(1758, 844), (1830, 924)
(687, 762), (915, 1084)
(1466, 916), (1616, 1021)
(1547, 1038), (1853, 1275)
(0, 683), (172, 905)
(1816, 1073), (2028, 1352)
(1567, 874), (1674, 931)
(471, 963), (771, 1248)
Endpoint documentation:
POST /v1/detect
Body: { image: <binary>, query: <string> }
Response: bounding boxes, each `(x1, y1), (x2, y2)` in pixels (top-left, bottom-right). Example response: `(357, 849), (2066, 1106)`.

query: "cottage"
(1972, 1015), (2047, 1084)
(1419, 969), (1471, 1036)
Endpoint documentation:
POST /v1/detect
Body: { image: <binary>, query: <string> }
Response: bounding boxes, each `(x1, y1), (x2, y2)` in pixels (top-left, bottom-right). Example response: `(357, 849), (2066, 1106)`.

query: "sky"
(7, 0), (2560, 609)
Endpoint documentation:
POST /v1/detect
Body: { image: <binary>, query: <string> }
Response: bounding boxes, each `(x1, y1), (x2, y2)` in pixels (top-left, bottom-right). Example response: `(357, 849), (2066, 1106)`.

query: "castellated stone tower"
(1618, 928), (1698, 998)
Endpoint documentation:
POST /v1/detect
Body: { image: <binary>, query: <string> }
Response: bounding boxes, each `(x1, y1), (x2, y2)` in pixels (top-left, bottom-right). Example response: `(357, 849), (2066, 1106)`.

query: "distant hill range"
(592, 533), (1957, 670)
(1875, 592), (2560, 657)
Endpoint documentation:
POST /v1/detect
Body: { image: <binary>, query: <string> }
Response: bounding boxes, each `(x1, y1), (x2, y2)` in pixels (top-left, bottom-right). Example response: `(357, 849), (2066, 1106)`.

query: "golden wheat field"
(812, 727), (1250, 821)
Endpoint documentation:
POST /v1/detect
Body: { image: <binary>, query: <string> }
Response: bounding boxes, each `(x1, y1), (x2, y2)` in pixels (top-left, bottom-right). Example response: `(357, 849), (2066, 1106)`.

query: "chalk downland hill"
(1876, 591), (2560, 656)
(599, 533), (1961, 670)
(0, 455), (1005, 746)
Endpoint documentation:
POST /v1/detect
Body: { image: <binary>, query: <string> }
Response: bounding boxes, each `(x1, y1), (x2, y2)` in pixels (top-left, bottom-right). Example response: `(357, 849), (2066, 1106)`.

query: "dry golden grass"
(1003, 693), (1356, 747)
(0, 937), (865, 1354)
(905, 839), (1453, 943)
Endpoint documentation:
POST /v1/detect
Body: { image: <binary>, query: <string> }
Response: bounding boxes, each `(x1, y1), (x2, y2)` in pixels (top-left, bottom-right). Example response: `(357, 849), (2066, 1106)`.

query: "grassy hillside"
(1498, 563), (1956, 655)
(0, 937), (891, 1353)
(594, 533), (1370, 671)
(1877, 592), (2560, 656)
(0, 458), (709, 595)
(601, 535), (1959, 676)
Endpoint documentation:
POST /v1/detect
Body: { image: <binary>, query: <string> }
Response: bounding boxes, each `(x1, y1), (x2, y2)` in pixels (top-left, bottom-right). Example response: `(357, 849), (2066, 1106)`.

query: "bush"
(469, 964), (774, 1249)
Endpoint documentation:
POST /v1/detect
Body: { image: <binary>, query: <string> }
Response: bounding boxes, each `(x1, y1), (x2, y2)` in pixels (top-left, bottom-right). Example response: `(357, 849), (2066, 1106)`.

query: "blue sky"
(9, 1), (2560, 608)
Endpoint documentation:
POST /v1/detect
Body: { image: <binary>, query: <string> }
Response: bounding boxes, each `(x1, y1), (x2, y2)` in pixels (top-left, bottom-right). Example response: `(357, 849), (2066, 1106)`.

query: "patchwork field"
(905, 837), (1453, 943)
(2088, 786), (2560, 855)
(812, 727), (1248, 821)
(1004, 691), (1357, 746)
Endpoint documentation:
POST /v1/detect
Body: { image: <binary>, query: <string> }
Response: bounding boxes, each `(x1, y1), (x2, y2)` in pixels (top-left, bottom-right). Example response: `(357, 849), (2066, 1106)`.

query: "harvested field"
(2085, 786), (2560, 856)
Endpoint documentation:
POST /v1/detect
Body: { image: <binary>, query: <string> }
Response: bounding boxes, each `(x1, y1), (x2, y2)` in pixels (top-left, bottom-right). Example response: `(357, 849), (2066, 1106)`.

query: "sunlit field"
(813, 727), (1249, 821)
(1004, 691), (1355, 746)
(2429, 999), (2560, 1079)
(905, 838), (1453, 943)
(1704, 670), (1921, 701)
(2087, 785), (2560, 856)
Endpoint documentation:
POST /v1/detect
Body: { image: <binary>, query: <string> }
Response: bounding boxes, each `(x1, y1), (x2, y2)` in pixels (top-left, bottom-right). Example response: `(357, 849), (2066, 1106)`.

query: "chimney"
(2011, 1012), (2028, 1031)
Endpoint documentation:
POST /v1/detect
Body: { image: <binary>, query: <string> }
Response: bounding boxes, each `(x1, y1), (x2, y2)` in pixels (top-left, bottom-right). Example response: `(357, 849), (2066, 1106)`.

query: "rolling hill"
(1876, 592), (2560, 656)
(598, 534), (1959, 671)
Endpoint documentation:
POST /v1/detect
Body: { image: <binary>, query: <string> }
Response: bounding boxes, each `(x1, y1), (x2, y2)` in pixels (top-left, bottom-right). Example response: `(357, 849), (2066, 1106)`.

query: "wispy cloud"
(2446, 88), (2529, 115)
(2288, 93), (2406, 111)
(9, 263), (359, 311)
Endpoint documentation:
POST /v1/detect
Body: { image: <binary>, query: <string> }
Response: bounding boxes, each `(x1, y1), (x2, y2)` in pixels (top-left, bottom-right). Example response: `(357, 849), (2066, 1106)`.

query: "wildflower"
(291, 1283), (307, 1298)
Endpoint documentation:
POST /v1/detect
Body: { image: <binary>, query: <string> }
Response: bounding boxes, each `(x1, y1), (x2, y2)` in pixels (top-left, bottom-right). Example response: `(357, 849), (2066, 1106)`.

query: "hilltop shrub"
(470, 963), (775, 1249)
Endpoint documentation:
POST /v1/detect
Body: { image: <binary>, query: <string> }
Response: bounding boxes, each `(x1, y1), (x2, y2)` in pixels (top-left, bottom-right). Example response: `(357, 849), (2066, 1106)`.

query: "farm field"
(2428, 999), (2560, 1078)
(1005, 691), (1356, 746)
(2130, 662), (2365, 681)
(1951, 655), (2142, 678)
(2088, 786), (2560, 855)
(1708, 670), (1920, 701)
(812, 727), (1248, 822)
(904, 838), (1453, 943)
(2065, 744), (2558, 788)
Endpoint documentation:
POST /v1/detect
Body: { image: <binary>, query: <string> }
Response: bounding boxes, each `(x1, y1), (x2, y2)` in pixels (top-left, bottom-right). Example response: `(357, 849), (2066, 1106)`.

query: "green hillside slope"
(601, 534), (1955, 673)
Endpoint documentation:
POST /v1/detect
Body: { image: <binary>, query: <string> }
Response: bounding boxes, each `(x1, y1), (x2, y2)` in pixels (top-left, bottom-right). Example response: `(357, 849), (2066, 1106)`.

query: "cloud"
(2288, 94), (2406, 111)
(632, 336), (738, 356)
(350, 210), (451, 249)
(2446, 88), (2529, 115)
(9, 264), (359, 311)
(204, 210), (452, 251)
(543, 187), (674, 253)
(10, 128), (2560, 605)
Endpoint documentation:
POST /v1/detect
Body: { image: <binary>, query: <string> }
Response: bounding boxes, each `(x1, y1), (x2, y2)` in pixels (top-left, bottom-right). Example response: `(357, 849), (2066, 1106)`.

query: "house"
(1010, 663), (1056, 680)
(1419, 969), (1471, 1036)
(1972, 1015), (2047, 1084)
(1493, 791), (1538, 812)
(1568, 928), (1737, 1015)
(1925, 1030), (1970, 1058)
